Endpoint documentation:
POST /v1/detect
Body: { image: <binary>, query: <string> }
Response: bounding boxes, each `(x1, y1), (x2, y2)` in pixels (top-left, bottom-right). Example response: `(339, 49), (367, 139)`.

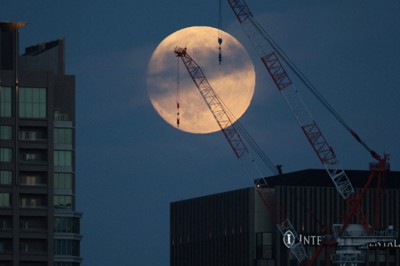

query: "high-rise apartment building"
(0, 22), (82, 266)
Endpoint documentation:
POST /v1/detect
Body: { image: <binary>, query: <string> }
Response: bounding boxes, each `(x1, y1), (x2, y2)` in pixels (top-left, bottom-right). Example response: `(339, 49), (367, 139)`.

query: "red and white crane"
(174, 46), (308, 263)
(226, 0), (396, 264)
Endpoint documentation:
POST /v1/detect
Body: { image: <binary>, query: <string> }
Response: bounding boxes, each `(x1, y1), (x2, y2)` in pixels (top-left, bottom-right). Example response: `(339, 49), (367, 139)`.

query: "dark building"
(0, 22), (82, 265)
(170, 169), (400, 266)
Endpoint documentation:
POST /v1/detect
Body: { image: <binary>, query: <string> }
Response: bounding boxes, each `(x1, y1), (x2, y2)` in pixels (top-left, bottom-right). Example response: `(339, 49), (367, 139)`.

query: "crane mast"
(174, 46), (308, 263)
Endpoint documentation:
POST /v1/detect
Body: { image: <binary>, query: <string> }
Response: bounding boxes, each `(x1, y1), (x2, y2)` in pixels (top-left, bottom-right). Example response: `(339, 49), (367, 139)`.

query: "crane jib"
(174, 45), (307, 262)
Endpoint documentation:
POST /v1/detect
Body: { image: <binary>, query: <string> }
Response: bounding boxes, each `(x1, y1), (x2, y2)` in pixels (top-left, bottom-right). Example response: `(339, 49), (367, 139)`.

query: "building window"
(20, 216), (47, 231)
(54, 195), (72, 209)
(0, 86), (11, 117)
(54, 173), (72, 190)
(0, 193), (11, 207)
(54, 239), (80, 256)
(0, 171), (12, 185)
(0, 126), (12, 140)
(20, 195), (46, 208)
(55, 263), (80, 266)
(19, 127), (47, 141)
(0, 238), (12, 254)
(54, 128), (72, 145)
(54, 151), (72, 167)
(20, 150), (47, 163)
(19, 87), (46, 119)
(0, 148), (12, 162)
(19, 239), (47, 254)
(54, 217), (80, 234)
(0, 216), (12, 230)
(20, 173), (45, 186)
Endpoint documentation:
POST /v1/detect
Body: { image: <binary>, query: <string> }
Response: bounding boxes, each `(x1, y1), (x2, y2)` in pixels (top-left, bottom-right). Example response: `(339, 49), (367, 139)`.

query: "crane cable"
(176, 57), (180, 128)
(218, 0), (223, 64)
(217, 94), (279, 176)
(250, 17), (380, 161)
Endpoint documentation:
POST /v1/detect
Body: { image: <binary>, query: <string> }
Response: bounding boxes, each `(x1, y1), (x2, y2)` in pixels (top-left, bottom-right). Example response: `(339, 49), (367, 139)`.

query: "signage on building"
(283, 230), (295, 248)
(282, 233), (400, 249)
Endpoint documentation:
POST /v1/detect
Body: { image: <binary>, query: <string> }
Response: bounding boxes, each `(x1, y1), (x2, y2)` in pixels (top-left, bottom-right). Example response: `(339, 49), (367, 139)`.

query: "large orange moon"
(147, 26), (255, 134)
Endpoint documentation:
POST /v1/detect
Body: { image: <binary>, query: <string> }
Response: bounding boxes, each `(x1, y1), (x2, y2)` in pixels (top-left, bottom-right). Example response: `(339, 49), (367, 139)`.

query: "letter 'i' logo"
(283, 230), (295, 248)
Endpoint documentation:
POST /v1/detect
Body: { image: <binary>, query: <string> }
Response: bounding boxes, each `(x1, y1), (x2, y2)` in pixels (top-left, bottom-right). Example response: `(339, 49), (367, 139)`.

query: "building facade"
(0, 22), (82, 266)
(170, 169), (400, 266)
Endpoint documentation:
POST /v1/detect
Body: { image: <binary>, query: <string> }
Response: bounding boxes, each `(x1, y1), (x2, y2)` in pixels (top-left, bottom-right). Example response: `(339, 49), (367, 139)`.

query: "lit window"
(27, 176), (36, 185)
(19, 127), (46, 141)
(19, 87), (46, 119)
(21, 174), (44, 185)
(21, 150), (46, 162)
(20, 195), (46, 208)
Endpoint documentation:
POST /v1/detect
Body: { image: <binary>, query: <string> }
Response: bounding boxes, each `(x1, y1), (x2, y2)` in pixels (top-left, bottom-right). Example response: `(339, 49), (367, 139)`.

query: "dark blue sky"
(2, 1), (400, 265)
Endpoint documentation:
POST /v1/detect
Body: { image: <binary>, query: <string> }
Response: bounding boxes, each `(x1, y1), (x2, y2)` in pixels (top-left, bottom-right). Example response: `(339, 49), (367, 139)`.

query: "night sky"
(2, 1), (400, 265)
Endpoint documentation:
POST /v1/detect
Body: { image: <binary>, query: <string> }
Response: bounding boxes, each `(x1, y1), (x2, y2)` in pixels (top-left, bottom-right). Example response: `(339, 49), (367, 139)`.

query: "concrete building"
(170, 169), (400, 266)
(0, 22), (82, 266)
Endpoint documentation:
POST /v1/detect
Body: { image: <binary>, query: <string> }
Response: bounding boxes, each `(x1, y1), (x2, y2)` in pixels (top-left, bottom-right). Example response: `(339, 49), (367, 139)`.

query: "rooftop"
(258, 169), (400, 189)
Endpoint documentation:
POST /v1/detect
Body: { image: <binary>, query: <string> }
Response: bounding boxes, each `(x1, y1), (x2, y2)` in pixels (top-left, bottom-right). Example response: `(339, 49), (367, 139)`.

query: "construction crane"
(174, 46), (308, 263)
(226, 0), (397, 265)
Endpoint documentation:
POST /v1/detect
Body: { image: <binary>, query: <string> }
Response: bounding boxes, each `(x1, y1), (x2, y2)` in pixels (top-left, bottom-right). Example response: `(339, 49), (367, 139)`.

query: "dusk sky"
(2, 1), (400, 265)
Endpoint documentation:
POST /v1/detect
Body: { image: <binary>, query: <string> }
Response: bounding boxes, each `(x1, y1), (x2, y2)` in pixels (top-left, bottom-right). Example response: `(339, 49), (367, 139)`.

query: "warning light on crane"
(218, 37), (222, 64)
(176, 102), (180, 128)
(218, 0), (223, 65)
(176, 56), (181, 127)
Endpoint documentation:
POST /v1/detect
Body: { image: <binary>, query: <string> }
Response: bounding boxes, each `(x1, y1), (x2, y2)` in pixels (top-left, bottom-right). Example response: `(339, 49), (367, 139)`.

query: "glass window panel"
(0, 87), (12, 117)
(20, 195), (46, 208)
(54, 128), (73, 144)
(0, 148), (12, 162)
(0, 171), (12, 185)
(25, 88), (32, 101)
(40, 89), (45, 101)
(19, 87), (46, 119)
(33, 88), (39, 102)
(54, 173), (72, 189)
(54, 151), (72, 167)
(54, 195), (73, 209)
(0, 126), (12, 140)
(32, 103), (39, 117)
(54, 240), (79, 256)
(0, 193), (11, 207)
(54, 217), (80, 234)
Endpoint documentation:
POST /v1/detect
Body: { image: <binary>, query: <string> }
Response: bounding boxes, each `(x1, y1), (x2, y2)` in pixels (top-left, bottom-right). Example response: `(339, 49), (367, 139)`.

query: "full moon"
(147, 26), (255, 134)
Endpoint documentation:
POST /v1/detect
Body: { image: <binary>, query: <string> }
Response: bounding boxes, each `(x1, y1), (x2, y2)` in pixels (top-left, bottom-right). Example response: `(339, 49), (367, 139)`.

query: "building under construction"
(170, 169), (400, 266)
